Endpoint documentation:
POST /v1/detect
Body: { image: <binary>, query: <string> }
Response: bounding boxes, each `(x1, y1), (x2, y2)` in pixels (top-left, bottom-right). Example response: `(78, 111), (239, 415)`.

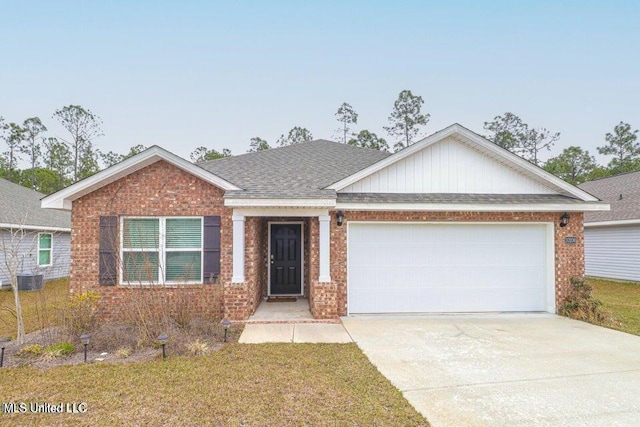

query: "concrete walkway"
(343, 314), (640, 427)
(239, 298), (353, 343)
(247, 298), (315, 322)
(239, 323), (353, 343)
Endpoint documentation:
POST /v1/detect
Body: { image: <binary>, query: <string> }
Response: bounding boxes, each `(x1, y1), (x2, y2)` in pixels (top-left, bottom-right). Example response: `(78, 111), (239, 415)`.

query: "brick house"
(42, 124), (607, 321)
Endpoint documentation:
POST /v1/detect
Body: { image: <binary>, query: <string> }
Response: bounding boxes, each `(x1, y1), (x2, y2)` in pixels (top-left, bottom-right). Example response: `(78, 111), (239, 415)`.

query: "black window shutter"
(99, 216), (118, 286)
(203, 216), (221, 283)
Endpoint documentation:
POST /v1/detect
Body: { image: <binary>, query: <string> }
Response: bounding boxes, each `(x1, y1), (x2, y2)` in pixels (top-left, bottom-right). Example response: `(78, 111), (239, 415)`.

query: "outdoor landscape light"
(221, 319), (231, 343)
(560, 213), (570, 228)
(0, 337), (10, 368)
(79, 334), (91, 363)
(336, 211), (344, 227)
(158, 334), (168, 359)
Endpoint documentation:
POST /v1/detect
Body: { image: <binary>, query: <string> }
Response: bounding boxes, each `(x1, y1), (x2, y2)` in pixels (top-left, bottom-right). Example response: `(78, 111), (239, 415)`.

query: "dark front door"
(270, 223), (302, 295)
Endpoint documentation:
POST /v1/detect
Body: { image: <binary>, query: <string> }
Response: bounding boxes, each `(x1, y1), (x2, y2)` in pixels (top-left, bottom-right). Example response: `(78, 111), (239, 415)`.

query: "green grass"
(0, 278), (69, 339)
(0, 343), (428, 426)
(589, 277), (640, 336)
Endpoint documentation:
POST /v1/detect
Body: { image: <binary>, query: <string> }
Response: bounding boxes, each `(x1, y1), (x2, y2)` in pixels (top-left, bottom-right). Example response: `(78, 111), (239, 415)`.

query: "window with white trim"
(38, 233), (52, 266)
(121, 217), (203, 284)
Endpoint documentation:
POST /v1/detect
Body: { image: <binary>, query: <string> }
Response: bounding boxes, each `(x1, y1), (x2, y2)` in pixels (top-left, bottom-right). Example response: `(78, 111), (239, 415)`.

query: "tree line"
(0, 106), (145, 194)
(237, 90), (639, 185)
(483, 113), (639, 184)
(2, 96), (638, 194)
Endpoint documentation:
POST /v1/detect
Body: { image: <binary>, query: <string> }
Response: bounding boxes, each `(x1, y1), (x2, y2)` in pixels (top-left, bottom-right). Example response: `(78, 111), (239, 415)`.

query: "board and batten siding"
(0, 230), (71, 286)
(341, 136), (556, 194)
(585, 225), (640, 282)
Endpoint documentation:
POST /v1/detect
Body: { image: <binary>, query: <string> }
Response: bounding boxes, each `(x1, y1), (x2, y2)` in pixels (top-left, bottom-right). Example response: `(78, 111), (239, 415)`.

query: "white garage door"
(348, 223), (552, 314)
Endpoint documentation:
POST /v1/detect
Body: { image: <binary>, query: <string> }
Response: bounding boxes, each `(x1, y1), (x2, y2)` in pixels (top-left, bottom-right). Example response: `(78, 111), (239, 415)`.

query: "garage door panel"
(348, 223), (549, 314)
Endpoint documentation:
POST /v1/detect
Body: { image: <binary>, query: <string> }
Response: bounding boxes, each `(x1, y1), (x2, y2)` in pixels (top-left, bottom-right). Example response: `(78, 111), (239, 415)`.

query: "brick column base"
(223, 282), (254, 320)
(310, 280), (339, 319)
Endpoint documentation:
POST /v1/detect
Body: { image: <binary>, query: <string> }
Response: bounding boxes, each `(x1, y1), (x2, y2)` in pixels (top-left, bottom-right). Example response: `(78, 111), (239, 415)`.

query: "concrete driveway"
(342, 314), (640, 426)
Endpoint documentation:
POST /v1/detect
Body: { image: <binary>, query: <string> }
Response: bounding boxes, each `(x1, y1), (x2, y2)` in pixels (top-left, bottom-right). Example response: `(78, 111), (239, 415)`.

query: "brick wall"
(312, 210), (584, 318)
(71, 161), (586, 322)
(71, 160), (232, 321)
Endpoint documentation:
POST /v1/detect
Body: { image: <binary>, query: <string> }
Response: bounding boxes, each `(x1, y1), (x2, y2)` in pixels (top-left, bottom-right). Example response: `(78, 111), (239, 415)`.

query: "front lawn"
(0, 278), (69, 338)
(0, 343), (428, 426)
(589, 277), (640, 336)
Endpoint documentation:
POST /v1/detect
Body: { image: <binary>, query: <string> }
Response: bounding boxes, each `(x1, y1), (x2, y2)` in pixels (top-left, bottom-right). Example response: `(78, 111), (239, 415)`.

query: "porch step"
(244, 318), (341, 325)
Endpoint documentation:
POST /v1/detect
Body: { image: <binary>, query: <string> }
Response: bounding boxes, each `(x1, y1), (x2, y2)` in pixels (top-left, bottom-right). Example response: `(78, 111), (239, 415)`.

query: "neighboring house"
(0, 179), (71, 287)
(42, 124), (607, 320)
(579, 172), (640, 282)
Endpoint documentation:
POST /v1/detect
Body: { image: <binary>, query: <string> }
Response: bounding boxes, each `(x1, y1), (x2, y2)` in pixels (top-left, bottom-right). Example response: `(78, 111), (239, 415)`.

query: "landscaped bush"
(44, 341), (75, 357)
(116, 347), (132, 358)
(120, 290), (173, 347)
(18, 344), (44, 357)
(559, 276), (617, 325)
(90, 323), (140, 352)
(186, 339), (209, 356)
(60, 291), (100, 336)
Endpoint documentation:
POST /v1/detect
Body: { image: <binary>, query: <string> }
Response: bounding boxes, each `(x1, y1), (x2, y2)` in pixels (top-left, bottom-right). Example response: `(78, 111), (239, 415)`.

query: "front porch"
(223, 209), (338, 321)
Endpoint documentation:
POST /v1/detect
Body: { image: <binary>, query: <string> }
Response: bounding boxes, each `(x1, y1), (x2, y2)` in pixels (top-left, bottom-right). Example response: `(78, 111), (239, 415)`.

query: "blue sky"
(1, 1), (638, 164)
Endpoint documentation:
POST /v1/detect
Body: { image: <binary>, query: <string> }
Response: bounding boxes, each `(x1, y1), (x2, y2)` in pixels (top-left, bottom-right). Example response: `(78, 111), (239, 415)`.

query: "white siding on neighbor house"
(0, 230), (70, 286)
(341, 137), (557, 194)
(585, 225), (640, 282)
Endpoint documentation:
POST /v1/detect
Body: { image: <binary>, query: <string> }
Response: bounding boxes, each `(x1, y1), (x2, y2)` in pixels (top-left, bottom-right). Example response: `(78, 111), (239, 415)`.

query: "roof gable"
(329, 124), (599, 202)
(0, 179), (70, 230)
(41, 146), (240, 210)
(579, 171), (640, 223)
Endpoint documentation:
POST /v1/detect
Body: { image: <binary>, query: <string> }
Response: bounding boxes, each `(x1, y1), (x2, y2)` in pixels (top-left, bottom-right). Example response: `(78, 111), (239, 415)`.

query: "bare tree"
(52, 105), (103, 182)
(21, 117), (47, 189)
(335, 102), (358, 144)
(0, 224), (39, 345)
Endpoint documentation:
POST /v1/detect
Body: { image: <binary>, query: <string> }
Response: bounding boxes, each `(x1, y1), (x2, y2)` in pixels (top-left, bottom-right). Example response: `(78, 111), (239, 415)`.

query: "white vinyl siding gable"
(585, 225), (640, 282)
(121, 217), (203, 285)
(341, 137), (557, 194)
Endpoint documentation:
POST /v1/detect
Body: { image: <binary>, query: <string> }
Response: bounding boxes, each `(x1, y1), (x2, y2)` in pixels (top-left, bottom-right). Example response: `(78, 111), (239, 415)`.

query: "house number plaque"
(565, 236), (577, 244)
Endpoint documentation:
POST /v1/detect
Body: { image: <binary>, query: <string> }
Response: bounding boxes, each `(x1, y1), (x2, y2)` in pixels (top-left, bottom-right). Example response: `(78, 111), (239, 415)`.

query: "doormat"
(267, 297), (297, 303)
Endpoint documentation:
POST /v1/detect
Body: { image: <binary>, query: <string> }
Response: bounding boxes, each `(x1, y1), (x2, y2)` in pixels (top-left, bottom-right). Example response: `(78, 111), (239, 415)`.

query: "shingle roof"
(199, 140), (391, 199)
(0, 179), (70, 229)
(337, 193), (593, 204)
(579, 171), (640, 223)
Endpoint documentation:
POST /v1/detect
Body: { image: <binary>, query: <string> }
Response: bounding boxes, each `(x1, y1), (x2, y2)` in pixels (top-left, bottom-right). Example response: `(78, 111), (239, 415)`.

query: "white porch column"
(318, 215), (331, 282)
(232, 214), (245, 283)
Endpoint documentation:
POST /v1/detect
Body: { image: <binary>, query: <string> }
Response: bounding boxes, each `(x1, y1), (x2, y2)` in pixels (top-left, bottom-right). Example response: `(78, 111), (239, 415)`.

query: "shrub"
(186, 339), (209, 356)
(18, 344), (44, 357)
(45, 342), (75, 357)
(91, 323), (140, 352)
(120, 290), (172, 346)
(60, 291), (100, 336)
(116, 347), (132, 358)
(559, 277), (617, 325)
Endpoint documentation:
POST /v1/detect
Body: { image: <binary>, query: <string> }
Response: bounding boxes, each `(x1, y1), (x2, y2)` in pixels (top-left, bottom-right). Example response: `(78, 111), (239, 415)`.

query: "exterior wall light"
(560, 213), (570, 228)
(158, 334), (168, 359)
(336, 211), (344, 227)
(221, 319), (231, 343)
(0, 337), (10, 367)
(79, 334), (91, 363)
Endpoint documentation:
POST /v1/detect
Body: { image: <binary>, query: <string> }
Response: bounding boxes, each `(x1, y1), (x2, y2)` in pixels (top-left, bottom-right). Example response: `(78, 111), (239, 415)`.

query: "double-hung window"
(38, 233), (53, 266)
(121, 217), (203, 284)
